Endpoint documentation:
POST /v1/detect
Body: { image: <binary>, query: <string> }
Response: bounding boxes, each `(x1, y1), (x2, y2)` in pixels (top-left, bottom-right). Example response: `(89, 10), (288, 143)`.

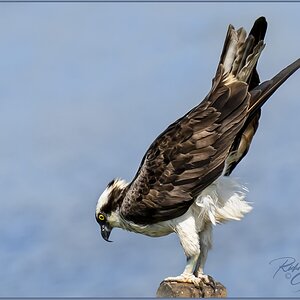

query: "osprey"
(96, 17), (300, 286)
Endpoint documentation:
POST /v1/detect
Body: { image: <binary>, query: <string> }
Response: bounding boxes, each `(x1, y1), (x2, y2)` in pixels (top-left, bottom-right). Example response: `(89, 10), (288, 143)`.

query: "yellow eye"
(98, 214), (105, 221)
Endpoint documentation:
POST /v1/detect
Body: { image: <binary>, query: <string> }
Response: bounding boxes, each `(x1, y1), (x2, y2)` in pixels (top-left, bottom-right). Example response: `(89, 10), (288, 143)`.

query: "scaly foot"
(164, 273), (203, 288)
(196, 273), (209, 283)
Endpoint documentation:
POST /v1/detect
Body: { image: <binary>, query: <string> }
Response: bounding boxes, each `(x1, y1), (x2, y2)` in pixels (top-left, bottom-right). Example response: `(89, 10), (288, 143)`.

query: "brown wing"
(120, 17), (300, 226)
(120, 65), (250, 225)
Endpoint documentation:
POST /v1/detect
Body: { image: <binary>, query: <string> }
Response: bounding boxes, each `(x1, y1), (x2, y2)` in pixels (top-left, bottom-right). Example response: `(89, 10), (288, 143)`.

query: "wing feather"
(119, 17), (300, 225)
(120, 67), (250, 225)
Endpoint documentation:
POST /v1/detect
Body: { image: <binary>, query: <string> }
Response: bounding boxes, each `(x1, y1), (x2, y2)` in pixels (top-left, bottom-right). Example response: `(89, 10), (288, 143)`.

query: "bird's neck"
(107, 208), (123, 228)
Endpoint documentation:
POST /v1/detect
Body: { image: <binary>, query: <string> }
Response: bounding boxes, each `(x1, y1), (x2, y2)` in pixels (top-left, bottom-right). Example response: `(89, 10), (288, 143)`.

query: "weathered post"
(156, 277), (227, 298)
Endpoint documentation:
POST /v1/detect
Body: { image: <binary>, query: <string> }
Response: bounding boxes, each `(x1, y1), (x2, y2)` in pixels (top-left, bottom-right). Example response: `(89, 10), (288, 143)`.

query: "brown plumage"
(121, 68), (249, 224)
(113, 17), (300, 226)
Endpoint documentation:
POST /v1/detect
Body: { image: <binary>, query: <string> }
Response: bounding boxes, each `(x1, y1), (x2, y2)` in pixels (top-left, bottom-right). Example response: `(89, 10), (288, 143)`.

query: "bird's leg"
(194, 245), (209, 284)
(164, 216), (202, 286)
(194, 224), (214, 286)
(164, 255), (201, 285)
(183, 255), (198, 275)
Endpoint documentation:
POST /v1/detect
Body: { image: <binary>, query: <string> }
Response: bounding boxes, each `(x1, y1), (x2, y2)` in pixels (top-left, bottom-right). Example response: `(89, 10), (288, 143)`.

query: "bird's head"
(95, 178), (128, 242)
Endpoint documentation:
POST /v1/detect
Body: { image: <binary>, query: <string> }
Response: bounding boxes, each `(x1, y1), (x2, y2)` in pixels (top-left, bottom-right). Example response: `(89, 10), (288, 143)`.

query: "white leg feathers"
(195, 176), (252, 225)
(165, 176), (252, 285)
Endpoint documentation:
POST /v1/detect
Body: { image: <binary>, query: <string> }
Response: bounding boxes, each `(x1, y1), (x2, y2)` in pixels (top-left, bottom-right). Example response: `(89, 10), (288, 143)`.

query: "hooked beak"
(101, 223), (113, 242)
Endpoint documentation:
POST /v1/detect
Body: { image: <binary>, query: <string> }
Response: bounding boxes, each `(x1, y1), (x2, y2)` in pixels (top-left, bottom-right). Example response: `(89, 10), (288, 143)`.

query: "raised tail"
(223, 17), (300, 176)
(218, 16), (267, 85)
(221, 16), (267, 175)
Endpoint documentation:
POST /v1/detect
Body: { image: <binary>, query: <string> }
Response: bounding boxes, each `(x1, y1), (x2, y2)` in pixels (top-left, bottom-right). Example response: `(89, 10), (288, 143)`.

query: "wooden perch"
(156, 277), (227, 298)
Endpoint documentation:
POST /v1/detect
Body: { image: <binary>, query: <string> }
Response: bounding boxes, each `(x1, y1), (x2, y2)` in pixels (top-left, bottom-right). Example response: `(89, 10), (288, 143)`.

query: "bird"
(95, 17), (300, 286)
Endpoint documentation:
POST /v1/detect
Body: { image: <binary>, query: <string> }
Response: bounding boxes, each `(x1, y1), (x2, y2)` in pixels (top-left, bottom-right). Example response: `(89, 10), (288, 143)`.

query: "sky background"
(0, 2), (300, 297)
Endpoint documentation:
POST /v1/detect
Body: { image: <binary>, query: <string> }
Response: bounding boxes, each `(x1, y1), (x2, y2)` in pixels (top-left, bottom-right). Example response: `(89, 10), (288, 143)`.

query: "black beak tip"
(101, 225), (113, 242)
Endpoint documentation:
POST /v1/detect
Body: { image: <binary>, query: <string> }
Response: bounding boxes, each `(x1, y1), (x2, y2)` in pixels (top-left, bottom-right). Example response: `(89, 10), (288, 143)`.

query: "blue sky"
(0, 3), (300, 297)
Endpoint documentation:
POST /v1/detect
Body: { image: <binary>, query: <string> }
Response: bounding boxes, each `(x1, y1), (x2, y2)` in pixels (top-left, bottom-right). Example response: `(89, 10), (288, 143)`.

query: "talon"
(196, 273), (210, 283)
(207, 275), (217, 290)
(196, 273), (216, 290)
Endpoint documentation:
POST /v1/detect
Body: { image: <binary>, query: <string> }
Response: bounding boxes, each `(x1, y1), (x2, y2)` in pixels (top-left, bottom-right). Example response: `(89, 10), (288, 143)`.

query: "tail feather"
(219, 17), (267, 84)
(247, 16), (267, 90)
(219, 24), (243, 74)
(232, 34), (254, 76)
(223, 17), (267, 176)
(236, 40), (265, 82)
